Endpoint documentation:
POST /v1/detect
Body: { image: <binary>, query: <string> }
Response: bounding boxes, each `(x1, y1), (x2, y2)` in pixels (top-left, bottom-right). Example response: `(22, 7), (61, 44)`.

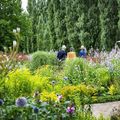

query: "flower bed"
(0, 50), (120, 119)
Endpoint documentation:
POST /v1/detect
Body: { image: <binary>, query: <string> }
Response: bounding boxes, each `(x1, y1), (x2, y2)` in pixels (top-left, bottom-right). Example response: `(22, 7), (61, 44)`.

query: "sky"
(21, 0), (28, 12)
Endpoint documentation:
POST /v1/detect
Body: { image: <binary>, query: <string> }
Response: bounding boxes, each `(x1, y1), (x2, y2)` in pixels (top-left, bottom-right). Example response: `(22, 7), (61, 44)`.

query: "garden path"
(91, 101), (120, 118)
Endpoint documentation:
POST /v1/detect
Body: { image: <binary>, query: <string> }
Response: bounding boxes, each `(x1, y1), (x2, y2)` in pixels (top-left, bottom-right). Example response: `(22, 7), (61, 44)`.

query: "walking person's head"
(62, 45), (66, 50)
(80, 45), (85, 50)
(70, 47), (74, 52)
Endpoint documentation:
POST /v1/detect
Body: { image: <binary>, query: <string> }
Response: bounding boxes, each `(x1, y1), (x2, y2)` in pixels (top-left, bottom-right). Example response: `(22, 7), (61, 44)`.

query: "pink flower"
(58, 95), (63, 101)
(66, 106), (75, 114)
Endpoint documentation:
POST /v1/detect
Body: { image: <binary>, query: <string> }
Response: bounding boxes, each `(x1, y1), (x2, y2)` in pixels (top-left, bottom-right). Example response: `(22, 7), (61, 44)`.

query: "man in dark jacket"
(57, 45), (67, 61)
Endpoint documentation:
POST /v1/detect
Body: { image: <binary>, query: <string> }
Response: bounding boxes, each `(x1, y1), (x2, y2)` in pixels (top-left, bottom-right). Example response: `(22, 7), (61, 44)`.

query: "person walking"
(67, 47), (76, 60)
(79, 45), (87, 58)
(57, 45), (67, 61)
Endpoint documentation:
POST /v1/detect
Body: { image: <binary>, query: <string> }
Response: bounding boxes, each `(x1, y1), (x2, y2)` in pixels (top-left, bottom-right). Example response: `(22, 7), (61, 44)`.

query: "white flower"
(13, 29), (17, 33)
(16, 27), (20, 32)
(13, 41), (17, 47)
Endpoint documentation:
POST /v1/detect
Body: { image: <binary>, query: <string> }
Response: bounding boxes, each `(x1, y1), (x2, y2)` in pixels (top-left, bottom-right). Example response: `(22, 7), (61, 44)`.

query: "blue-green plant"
(30, 51), (57, 71)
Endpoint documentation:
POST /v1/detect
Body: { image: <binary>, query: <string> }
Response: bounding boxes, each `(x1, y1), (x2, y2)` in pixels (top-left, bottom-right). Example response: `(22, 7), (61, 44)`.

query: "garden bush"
(4, 66), (64, 98)
(95, 67), (110, 86)
(64, 58), (111, 87)
(64, 58), (89, 84)
(29, 51), (57, 71)
(112, 60), (120, 81)
(6, 68), (33, 98)
(36, 65), (55, 77)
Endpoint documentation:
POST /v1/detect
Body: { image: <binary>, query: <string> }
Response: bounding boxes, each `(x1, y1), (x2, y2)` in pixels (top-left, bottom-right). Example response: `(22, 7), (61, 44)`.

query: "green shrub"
(64, 58), (111, 87)
(30, 51), (57, 71)
(64, 58), (89, 85)
(112, 60), (120, 81)
(95, 67), (110, 86)
(6, 68), (33, 98)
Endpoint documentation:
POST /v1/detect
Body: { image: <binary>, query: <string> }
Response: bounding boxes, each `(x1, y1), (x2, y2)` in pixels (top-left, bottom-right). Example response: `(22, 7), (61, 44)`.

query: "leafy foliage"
(64, 58), (110, 86)
(29, 51), (57, 71)
(0, 0), (32, 52)
(0, 56), (120, 119)
(26, 0), (119, 52)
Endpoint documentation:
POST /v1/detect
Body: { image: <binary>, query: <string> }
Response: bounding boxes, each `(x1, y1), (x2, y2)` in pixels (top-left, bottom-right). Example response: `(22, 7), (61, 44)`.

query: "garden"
(0, 0), (120, 120)
(0, 46), (120, 119)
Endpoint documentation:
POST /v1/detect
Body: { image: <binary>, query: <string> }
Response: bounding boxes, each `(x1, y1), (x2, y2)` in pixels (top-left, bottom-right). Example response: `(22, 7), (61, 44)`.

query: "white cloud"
(21, 0), (28, 12)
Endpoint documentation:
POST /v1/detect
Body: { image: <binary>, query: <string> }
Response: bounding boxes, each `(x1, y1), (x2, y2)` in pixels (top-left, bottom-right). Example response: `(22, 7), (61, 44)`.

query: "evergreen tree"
(98, 0), (119, 50)
(76, 0), (89, 49)
(47, 0), (56, 50)
(117, 0), (120, 41)
(27, 0), (120, 52)
(64, 0), (79, 49)
(85, 0), (100, 49)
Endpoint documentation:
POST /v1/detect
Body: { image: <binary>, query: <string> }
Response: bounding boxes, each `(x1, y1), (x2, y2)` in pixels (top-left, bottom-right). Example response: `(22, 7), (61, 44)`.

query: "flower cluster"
(40, 91), (57, 102)
(62, 84), (96, 98)
(66, 106), (75, 114)
(61, 86), (78, 97)
(108, 85), (117, 95)
(16, 97), (27, 107)
(57, 94), (63, 102)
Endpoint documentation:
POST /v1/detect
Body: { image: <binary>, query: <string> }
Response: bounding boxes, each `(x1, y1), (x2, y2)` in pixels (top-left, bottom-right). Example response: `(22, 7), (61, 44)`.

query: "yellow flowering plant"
(6, 68), (53, 97)
(61, 85), (78, 98)
(40, 91), (57, 102)
(6, 68), (33, 97)
(35, 65), (64, 93)
(36, 65), (54, 77)
(5, 66), (64, 98)
(108, 84), (118, 95)
(95, 67), (110, 86)
(61, 84), (97, 101)
(30, 74), (52, 92)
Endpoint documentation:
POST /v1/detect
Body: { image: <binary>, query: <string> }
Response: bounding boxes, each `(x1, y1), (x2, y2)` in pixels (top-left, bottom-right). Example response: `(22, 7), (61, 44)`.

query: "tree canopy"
(0, 0), (120, 53)
(27, 0), (120, 52)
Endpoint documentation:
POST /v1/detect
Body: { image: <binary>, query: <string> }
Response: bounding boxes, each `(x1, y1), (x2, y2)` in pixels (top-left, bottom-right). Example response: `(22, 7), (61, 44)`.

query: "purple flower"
(57, 95), (63, 101)
(33, 107), (39, 113)
(0, 99), (4, 106)
(16, 97), (27, 107)
(66, 106), (75, 114)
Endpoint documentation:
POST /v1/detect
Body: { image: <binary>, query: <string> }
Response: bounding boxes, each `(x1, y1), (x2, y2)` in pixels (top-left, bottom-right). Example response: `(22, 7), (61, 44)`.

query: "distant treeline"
(0, 0), (120, 53)
(27, 0), (120, 52)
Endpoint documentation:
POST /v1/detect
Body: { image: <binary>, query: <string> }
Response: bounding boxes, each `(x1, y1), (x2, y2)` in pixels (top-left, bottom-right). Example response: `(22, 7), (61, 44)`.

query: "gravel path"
(91, 101), (120, 118)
